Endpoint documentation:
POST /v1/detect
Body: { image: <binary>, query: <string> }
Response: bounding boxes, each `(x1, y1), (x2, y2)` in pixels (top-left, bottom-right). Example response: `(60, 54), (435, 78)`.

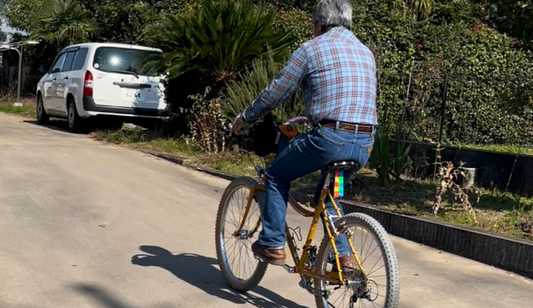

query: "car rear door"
(90, 46), (164, 110)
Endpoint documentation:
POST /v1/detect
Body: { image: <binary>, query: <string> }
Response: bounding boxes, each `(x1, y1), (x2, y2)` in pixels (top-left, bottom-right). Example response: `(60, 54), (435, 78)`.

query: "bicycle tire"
(215, 176), (268, 291)
(314, 212), (400, 308)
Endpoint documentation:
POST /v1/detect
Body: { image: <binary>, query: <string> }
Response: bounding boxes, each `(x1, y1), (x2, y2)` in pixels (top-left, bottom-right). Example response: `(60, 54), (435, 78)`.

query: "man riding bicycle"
(232, 0), (377, 271)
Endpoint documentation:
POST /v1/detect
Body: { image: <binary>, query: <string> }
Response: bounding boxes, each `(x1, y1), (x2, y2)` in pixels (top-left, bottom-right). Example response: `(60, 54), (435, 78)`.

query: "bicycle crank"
(252, 255), (296, 273)
(298, 277), (331, 298)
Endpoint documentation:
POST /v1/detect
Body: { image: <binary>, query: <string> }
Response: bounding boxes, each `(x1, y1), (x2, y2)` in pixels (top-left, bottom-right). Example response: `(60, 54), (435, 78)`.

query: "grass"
(91, 126), (533, 242)
(0, 94), (36, 118)
(90, 127), (260, 177)
(350, 176), (533, 240)
(451, 143), (533, 156)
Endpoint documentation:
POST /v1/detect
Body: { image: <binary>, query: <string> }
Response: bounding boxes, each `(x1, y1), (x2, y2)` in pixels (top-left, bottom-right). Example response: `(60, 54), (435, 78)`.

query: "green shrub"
(349, 0), (533, 146)
(144, 0), (296, 85)
(222, 50), (305, 122)
(404, 23), (533, 145)
(273, 7), (313, 49)
(184, 87), (228, 153)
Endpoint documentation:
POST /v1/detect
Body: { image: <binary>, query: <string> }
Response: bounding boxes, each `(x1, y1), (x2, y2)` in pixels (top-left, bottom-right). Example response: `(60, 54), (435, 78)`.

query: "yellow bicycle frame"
(233, 181), (367, 286)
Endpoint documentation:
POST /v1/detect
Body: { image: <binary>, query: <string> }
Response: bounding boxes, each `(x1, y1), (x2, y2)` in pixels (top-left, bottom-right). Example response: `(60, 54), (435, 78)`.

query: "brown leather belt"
(319, 120), (374, 133)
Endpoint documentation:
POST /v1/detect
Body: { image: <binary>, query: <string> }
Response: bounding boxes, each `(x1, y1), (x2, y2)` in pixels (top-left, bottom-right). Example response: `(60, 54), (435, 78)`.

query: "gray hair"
(312, 0), (352, 30)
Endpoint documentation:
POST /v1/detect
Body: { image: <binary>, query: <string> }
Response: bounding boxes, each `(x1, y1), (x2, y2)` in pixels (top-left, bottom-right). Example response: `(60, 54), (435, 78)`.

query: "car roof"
(61, 42), (163, 53)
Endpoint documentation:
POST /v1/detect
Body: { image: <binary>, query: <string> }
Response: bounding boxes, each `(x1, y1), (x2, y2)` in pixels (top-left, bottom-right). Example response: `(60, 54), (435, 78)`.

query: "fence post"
(434, 74), (448, 178)
(438, 74), (448, 144)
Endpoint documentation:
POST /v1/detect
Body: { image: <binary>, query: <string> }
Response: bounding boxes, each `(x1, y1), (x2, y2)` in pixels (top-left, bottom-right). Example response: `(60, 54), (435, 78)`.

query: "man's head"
(312, 0), (353, 36)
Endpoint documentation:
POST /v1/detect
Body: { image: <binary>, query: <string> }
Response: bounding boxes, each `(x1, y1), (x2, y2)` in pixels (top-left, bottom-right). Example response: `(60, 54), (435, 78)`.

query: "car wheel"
(68, 99), (84, 133)
(36, 95), (49, 125)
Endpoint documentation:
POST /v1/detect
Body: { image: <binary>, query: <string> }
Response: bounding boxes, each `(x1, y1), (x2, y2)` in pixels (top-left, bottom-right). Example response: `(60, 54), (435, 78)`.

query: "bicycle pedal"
(253, 254), (287, 267)
(282, 264), (296, 273)
(253, 254), (267, 263)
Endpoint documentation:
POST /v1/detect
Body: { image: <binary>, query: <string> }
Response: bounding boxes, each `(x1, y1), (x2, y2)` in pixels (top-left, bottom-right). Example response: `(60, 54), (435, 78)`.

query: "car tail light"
(83, 70), (93, 97)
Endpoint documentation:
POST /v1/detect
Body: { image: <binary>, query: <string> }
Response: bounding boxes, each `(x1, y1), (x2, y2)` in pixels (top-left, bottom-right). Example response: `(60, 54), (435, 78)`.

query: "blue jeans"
(257, 126), (374, 256)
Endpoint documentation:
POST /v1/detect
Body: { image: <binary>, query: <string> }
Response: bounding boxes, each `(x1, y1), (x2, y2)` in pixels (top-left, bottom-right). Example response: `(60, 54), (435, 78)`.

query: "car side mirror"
(51, 68), (61, 74)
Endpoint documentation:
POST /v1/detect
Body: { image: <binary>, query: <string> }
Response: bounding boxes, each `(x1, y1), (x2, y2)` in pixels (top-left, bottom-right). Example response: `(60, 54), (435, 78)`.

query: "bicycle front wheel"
(314, 212), (400, 308)
(215, 176), (268, 291)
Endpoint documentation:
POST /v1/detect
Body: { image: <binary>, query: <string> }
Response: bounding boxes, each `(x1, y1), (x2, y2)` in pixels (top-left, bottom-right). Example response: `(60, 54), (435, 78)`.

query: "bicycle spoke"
(316, 213), (398, 308)
(220, 184), (265, 283)
(223, 219), (237, 227)
(362, 238), (379, 265)
(227, 241), (239, 266)
(228, 192), (240, 222)
(366, 255), (384, 277)
(360, 228), (370, 262)
(367, 263), (386, 277)
(224, 237), (239, 253)
(238, 242), (245, 278)
(216, 178), (270, 292)
(223, 229), (235, 237)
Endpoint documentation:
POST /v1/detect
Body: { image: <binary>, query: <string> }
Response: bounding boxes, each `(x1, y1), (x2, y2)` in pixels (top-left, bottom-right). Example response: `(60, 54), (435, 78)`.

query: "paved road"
(0, 113), (532, 308)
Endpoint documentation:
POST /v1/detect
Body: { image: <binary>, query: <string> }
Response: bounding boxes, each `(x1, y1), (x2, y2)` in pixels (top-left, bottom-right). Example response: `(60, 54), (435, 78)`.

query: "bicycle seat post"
(321, 161), (360, 234)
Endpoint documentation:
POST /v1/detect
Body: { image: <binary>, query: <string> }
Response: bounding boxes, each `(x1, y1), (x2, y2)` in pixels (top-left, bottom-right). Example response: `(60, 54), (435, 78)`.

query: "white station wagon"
(36, 42), (169, 132)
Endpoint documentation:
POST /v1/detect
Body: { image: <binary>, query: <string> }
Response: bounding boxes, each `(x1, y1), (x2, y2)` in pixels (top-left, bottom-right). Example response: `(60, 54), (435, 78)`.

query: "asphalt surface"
(1, 113), (532, 308)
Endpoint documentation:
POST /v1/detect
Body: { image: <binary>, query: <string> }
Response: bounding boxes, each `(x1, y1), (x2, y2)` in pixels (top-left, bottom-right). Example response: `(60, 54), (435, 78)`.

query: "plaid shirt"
(243, 27), (377, 126)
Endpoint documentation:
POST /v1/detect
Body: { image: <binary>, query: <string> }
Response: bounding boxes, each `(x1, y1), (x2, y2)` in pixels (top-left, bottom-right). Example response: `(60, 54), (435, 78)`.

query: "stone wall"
(395, 141), (533, 196)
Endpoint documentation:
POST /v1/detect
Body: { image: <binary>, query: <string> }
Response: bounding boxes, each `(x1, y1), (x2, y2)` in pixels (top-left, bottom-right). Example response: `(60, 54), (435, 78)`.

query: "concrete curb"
(140, 150), (240, 181)
(141, 150), (190, 165)
(144, 150), (533, 279)
(339, 201), (533, 279)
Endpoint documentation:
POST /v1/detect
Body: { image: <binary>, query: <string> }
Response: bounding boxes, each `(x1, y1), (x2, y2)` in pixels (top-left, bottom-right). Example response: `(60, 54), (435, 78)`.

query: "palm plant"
(394, 0), (435, 20)
(223, 48), (305, 122)
(31, 0), (98, 46)
(145, 0), (297, 85)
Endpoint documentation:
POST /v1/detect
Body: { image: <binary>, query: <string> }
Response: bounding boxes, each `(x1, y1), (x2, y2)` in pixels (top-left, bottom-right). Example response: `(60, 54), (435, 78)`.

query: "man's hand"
(232, 114), (248, 136)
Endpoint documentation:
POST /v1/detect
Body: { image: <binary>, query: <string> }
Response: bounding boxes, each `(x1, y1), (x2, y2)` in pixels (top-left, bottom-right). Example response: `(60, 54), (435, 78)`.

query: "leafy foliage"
(272, 7), (313, 49)
(477, 0), (533, 49)
(0, 0), (44, 33)
(369, 122), (412, 186)
(394, 0), (435, 20)
(145, 0), (296, 85)
(348, 0), (533, 146)
(405, 23), (533, 145)
(0, 30), (6, 43)
(1, 0), (533, 148)
(222, 50), (304, 122)
(31, 0), (98, 46)
(369, 123), (393, 186)
(184, 87), (228, 153)
(433, 161), (481, 224)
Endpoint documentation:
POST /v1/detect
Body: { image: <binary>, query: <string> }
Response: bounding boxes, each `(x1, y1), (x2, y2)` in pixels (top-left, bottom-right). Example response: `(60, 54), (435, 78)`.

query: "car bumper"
(82, 96), (170, 117)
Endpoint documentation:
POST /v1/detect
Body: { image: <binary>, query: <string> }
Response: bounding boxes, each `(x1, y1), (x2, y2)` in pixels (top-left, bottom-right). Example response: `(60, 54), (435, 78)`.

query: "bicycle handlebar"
(285, 116), (308, 124)
(226, 115), (309, 137)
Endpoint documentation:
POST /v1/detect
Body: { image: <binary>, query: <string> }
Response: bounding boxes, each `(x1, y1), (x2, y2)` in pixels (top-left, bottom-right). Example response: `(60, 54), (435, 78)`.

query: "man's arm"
(242, 45), (309, 123)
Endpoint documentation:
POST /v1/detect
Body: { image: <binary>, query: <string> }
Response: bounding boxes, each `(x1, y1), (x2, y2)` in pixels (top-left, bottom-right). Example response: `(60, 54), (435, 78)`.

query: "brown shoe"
(332, 254), (358, 273)
(252, 241), (286, 266)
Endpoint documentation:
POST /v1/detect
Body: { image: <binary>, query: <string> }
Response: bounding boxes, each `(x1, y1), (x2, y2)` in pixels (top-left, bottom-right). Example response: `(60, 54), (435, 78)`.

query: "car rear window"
(92, 47), (163, 76)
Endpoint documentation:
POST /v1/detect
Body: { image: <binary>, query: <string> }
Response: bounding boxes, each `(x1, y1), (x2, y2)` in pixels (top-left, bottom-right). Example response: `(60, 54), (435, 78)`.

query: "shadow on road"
(131, 245), (308, 308)
(23, 118), (124, 134)
(71, 284), (133, 308)
(23, 119), (72, 133)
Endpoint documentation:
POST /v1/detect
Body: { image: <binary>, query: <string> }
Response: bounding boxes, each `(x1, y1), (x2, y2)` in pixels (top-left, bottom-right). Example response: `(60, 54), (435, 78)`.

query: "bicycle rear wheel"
(314, 212), (400, 308)
(215, 176), (268, 291)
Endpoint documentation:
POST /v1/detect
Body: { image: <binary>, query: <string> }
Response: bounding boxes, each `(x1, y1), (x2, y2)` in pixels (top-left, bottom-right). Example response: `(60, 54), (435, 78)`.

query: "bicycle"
(215, 114), (400, 308)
